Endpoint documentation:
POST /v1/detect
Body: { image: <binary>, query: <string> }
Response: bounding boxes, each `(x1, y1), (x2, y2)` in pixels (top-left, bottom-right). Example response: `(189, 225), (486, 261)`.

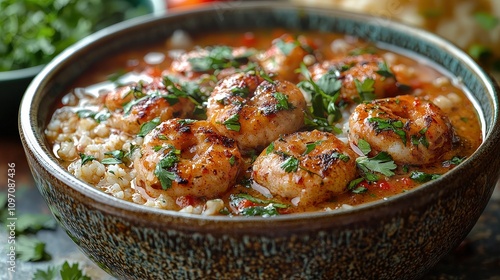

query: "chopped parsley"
(409, 171), (440, 183)
(229, 155), (236, 166)
(280, 154), (300, 173)
(474, 12), (499, 31)
(368, 117), (407, 145)
(230, 193), (288, 217)
(33, 261), (91, 280)
(357, 139), (372, 155)
(275, 38), (299, 55)
(75, 109), (110, 123)
(16, 214), (57, 234)
(266, 142), (275, 155)
(442, 156), (466, 167)
(79, 153), (96, 165)
(188, 46), (254, 72)
(303, 140), (324, 155)
(154, 147), (181, 190)
(356, 151), (397, 182)
(231, 86), (250, 98)
(411, 127), (429, 148)
(354, 78), (376, 102)
(137, 117), (161, 137)
(17, 235), (51, 262)
(101, 150), (125, 165)
(222, 114), (241, 132)
(348, 178), (368, 194)
(272, 92), (293, 111)
(298, 63), (343, 133)
(376, 61), (395, 78)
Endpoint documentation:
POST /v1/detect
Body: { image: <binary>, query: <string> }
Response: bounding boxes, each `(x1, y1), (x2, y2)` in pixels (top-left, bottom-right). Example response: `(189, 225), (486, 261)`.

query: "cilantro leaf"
(409, 171), (441, 183)
(442, 156), (466, 167)
(303, 140), (323, 155)
(17, 235), (51, 262)
(154, 147), (181, 190)
(76, 109), (110, 123)
(275, 39), (299, 55)
(79, 153), (96, 165)
(356, 152), (397, 180)
(368, 117), (407, 145)
(297, 63), (342, 132)
(222, 114), (241, 132)
(474, 12), (499, 30)
(101, 150), (125, 164)
(266, 142), (275, 155)
(60, 261), (91, 280)
(354, 78), (376, 102)
(280, 155), (300, 173)
(348, 178), (368, 194)
(188, 46), (254, 72)
(272, 92), (292, 111)
(33, 265), (59, 280)
(357, 139), (371, 155)
(16, 214), (57, 234)
(376, 61), (395, 78)
(137, 117), (161, 137)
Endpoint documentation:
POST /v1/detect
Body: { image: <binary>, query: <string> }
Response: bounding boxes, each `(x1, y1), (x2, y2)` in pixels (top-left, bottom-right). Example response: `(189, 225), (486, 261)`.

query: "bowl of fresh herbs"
(0, 0), (158, 136)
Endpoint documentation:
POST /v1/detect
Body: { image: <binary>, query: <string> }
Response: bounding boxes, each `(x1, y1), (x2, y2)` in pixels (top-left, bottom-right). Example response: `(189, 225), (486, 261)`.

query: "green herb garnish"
(280, 154), (300, 173)
(368, 117), (407, 145)
(138, 117), (161, 137)
(154, 147), (181, 190)
(409, 171), (441, 183)
(356, 152), (397, 181)
(79, 153), (96, 165)
(376, 61), (395, 78)
(354, 78), (376, 102)
(222, 114), (241, 132)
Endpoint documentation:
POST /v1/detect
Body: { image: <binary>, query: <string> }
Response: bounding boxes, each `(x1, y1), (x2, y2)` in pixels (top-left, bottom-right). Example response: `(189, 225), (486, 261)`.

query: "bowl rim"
(19, 1), (500, 224)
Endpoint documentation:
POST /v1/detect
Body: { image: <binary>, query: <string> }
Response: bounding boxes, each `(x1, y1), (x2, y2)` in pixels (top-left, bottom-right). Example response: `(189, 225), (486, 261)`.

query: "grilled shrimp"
(106, 81), (195, 134)
(252, 130), (357, 206)
(134, 119), (242, 199)
(206, 71), (307, 151)
(349, 95), (455, 165)
(257, 34), (314, 82)
(309, 54), (399, 103)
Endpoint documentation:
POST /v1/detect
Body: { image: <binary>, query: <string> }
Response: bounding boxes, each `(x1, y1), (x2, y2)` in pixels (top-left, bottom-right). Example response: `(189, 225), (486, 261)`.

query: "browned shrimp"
(257, 34), (315, 82)
(309, 54), (399, 103)
(134, 119), (242, 199)
(251, 130), (357, 206)
(105, 80), (195, 134)
(349, 95), (455, 165)
(206, 71), (307, 151)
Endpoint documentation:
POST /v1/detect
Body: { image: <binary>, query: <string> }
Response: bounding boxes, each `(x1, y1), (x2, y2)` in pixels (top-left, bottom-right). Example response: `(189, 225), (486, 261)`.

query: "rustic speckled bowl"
(19, 2), (500, 279)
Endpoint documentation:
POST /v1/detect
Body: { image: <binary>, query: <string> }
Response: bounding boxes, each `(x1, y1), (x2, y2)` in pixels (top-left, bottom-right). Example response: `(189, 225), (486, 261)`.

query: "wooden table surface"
(1, 130), (499, 279)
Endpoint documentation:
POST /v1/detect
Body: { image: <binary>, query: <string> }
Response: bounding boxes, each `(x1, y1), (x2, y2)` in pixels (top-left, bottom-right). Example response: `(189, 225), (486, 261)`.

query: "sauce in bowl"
(45, 29), (481, 216)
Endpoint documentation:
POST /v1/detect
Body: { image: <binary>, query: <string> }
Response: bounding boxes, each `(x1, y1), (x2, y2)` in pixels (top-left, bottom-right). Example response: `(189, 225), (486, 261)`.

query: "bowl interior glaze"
(19, 2), (500, 279)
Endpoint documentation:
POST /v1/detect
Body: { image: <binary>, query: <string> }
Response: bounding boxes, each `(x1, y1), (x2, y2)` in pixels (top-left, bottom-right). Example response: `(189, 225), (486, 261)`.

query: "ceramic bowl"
(19, 2), (500, 279)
